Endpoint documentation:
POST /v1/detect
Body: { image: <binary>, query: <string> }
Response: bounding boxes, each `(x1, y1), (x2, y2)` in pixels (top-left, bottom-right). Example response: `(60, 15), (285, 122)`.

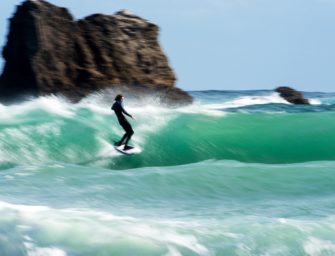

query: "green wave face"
(131, 111), (335, 167)
(0, 96), (334, 169)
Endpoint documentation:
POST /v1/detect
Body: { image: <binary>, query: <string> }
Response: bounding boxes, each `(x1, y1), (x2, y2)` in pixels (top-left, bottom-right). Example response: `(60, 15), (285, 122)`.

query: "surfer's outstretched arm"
(121, 106), (133, 118)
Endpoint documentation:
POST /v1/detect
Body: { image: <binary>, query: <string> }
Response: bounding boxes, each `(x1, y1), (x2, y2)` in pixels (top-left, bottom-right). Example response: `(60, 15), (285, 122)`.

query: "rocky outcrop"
(275, 86), (310, 105)
(0, 0), (192, 104)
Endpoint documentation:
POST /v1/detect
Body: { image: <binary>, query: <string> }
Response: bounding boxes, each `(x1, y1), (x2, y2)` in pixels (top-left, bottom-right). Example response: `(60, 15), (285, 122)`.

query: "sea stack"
(275, 86), (310, 105)
(0, 0), (192, 104)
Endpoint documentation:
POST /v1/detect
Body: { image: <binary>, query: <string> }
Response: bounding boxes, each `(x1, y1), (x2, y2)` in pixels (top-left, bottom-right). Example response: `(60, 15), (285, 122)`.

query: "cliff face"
(0, 0), (192, 104)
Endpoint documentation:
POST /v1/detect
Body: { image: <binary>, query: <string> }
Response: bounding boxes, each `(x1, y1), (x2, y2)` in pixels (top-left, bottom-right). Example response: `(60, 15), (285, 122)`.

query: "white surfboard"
(114, 145), (141, 155)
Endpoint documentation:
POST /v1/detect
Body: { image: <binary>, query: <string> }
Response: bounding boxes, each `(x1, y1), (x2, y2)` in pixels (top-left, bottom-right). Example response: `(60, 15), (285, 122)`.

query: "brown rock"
(275, 86), (310, 105)
(0, 0), (192, 105)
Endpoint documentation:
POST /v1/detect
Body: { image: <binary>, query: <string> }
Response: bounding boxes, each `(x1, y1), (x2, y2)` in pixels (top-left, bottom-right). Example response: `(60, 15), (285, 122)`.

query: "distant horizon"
(1, 0), (335, 92)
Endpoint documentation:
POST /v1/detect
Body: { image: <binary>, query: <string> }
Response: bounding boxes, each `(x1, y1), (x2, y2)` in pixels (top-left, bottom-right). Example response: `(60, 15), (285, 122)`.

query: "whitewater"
(0, 90), (335, 255)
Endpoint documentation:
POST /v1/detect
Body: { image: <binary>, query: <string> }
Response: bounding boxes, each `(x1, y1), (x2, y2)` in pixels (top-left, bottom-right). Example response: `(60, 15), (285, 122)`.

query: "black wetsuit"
(111, 101), (134, 146)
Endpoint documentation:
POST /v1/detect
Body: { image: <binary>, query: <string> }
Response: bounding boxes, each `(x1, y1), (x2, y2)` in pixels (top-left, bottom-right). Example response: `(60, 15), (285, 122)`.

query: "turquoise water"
(0, 90), (335, 255)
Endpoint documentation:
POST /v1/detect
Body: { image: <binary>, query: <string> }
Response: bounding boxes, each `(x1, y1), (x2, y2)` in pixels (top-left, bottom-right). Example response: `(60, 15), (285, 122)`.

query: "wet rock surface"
(275, 86), (310, 105)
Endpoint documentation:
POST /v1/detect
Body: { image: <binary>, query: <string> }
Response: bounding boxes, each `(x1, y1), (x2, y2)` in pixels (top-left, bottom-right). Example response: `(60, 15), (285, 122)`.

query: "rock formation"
(0, 0), (192, 104)
(275, 86), (310, 105)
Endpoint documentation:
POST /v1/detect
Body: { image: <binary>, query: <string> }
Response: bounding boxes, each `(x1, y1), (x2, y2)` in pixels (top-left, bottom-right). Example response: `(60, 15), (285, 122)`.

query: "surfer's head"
(115, 94), (124, 102)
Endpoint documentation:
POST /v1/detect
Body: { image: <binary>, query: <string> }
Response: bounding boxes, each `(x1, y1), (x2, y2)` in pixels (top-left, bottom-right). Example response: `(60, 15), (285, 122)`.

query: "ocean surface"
(0, 90), (335, 256)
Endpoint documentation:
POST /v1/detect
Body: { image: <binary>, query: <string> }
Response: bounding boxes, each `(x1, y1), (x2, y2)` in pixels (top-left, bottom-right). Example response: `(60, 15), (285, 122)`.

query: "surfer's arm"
(121, 107), (133, 118)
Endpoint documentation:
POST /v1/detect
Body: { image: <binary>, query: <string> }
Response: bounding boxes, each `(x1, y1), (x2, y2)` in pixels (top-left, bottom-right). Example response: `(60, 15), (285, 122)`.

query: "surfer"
(111, 94), (134, 150)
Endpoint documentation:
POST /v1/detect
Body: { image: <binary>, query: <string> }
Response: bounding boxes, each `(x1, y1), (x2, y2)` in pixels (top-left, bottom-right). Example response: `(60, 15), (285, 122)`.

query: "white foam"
(97, 137), (121, 157)
(0, 124), (55, 163)
(25, 242), (67, 256)
(310, 98), (322, 105)
(4, 175), (14, 180)
(178, 103), (226, 116)
(133, 106), (176, 144)
(304, 237), (335, 255)
(0, 201), (210, 255)
(0, 95), (74, 120)
(165, 246), (182, 256)
(0, 201), (49, 213)
(175, 92), (295, 116)
(128, 224), (210, 255)
(78, 99), (111, 116)
(203, 92), (290, 110)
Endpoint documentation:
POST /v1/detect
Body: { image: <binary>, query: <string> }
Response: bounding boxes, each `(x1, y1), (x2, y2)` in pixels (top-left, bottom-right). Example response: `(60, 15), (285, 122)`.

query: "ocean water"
(0, 90), (334, 256)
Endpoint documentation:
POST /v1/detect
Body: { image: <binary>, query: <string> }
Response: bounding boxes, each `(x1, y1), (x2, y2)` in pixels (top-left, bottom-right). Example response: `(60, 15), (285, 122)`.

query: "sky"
(1, 0), (335, 92)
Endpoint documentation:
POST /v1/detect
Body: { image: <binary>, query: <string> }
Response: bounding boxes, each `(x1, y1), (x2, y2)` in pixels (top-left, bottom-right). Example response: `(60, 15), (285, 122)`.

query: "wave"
(196, 93), (329, 114)
(2, 160), (335, 206)
(0, 93), (333, 169)
(202, 92), (290, 110)
(2, 196), (335, 256)
(1, 160), (335, 255)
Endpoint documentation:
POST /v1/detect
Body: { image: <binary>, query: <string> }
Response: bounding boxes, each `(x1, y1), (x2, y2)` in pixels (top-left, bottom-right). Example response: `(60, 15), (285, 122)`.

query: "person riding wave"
(111, 94), (135, 150)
